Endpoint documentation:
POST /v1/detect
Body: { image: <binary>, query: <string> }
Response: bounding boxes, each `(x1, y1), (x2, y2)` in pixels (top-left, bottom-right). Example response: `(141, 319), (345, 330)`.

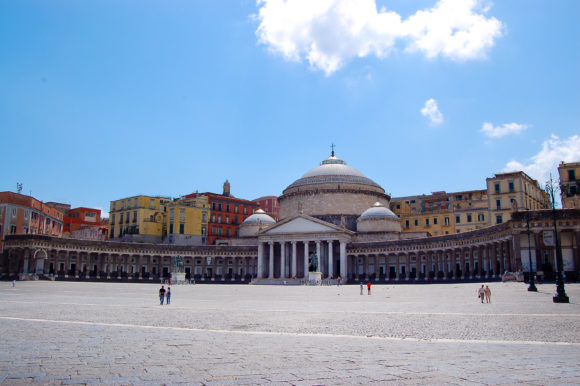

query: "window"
(494, 183), (500, 193)
(112, 202), (116, 211)
(179, 223), (184, 234)
(226, 215), (229, 224)
(496, 215), (503, 224)
(202, 212), (207, 223)
(569, 169), (576, 181)
(218, 203), (222, 211)
(455, 216), (461, 224)
(425, 218), (430, 226)
(226, 228), (230, 236)
(218, 227), (223, 235)
(169, 223), (174, 234)
(134, 198), (138, 207)
(396, 204), (400, 209)
(444, 217), (450, 226)
(170, 208), (174, 220)
(10, 225), (16, 234)
(226, 204), (230, 212)
(201, 226), (207, 236)
(133, 211), (137, 222)
(212, 202), (216, 210)
(127, 200), (131, 209)
(433, 217), (438, 225)
(478, 213), (485, 221)
(212, 226), (217, 235)
(243, 207), (247, 215)
(120, 213), (124, 223)
(211, 214), (215, 223)
(24, 210), (29, 218)
(414, 219), (418, 226)
(218, 215), (222, 223)
(235, 205), (239, 213)
(496, 199), (501, 209)
(150, 199), (154, 209)
(179, 209), (185, 221)
(467, 214), (472, 223)
(12, 208), (16, 217)
(405, 220), (409, 228)
(508, 181), (515, 192)
(121, 201), (124, 210)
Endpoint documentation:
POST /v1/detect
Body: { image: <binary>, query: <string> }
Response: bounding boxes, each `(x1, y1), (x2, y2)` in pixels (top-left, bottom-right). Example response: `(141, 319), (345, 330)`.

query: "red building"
(186, 180), (259, 245)
(0, 192), (64, 252)
(253, 195), (280, 221)
(63, 207), (108, 240)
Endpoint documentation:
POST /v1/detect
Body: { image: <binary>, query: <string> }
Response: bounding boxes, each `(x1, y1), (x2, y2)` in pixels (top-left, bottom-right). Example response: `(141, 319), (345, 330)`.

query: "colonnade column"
(478, 246), (484, 277)
(452, 251), (458, 279)
(396, 254), (401, 280)
(291, 242), (297, 278)
(426, 253), (432, 280)
(257, 242), (264, 279)
(328, 241), (334, 279)
(303, 242), (309, 279)
(460, 250), (466, 279)
(316, 241), (321, 273)
(340, 241), (346, 279)
(469, 247), (474, 278)
(499, 242), (505, 275)
(268, 242), (274, 279)
(280, 242), (286, 279)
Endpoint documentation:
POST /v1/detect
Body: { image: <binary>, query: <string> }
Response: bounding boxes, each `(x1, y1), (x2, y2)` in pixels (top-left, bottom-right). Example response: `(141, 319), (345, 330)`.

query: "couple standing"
(477, 285), (491, 303)
(159, 285), (172, 305)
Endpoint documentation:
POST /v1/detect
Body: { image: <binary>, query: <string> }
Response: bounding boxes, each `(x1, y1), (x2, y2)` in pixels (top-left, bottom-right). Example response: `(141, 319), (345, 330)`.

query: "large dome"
(279, 152), (390, 228)
(285, 155), (382, 190)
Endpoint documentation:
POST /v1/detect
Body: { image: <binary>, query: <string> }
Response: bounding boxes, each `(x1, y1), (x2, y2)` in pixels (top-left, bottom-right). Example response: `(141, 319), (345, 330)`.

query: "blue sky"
(1, 0), (579, 216)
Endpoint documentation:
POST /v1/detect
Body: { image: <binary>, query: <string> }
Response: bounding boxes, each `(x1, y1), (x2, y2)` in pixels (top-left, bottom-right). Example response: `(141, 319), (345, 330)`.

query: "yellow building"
(165, 196), (209, 245)
(486, 171), (551, 225)
(558, 161), (580, 209)
(109, 195), (171, 243)
(391, 190), (488, 236)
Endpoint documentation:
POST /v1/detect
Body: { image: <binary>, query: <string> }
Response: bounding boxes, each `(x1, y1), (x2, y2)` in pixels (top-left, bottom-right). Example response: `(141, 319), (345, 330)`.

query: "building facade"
(486, 171), (551, 225)
(559, 161), (580, 209)
(186, 181), (259, 245)
(0, 192), (64, 253)
(109, 195), (171, 243)
(164, 195), (210, 246)
(253, 196), (280, 221)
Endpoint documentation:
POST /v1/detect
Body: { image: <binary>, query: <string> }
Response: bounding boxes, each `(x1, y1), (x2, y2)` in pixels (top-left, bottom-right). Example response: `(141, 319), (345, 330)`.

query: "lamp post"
(526, 218), (537, 291)
(546, 174), (569, 303)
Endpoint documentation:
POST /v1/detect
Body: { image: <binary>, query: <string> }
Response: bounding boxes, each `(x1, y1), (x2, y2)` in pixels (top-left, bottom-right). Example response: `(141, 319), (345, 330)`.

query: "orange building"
(0, 192), (64, 252)
(186, 180), (259, 245)
(63, 207), (108, 240)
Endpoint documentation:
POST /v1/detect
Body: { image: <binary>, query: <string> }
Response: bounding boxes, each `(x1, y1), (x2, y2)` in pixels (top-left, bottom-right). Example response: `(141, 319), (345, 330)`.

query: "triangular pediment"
(260, 215), (351, 235)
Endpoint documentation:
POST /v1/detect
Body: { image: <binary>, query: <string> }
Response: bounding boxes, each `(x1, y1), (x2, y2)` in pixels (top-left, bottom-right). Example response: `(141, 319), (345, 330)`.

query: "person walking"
(159, 285), (166, 305)
(360, 282), (363, 295)
(166, 287), (171, 305)
(367, 281), (371, 295)
(484, 285), (491, 303)
(337, 276), (342, 286)
(12, 280), (15, 287)
(477, 285), (485, 303)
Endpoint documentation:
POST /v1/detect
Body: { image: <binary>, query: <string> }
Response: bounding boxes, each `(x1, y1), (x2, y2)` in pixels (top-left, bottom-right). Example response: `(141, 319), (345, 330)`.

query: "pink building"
(252, 196), (280, 221)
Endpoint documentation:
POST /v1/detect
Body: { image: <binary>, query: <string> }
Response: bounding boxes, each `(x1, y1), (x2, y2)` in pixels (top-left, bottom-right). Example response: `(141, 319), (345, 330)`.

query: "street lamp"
(545, 174), (569, 303)
(526, 218), (537, 292)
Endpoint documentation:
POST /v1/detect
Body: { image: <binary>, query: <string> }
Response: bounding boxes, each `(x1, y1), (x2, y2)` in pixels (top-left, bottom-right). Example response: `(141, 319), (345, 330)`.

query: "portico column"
(291, 242), (297, 278)
(452, 250), (458, 279)
(460, 250), (466, 279)
(268, 242), (274, 279)
(257, 243), (264, 279)
(469, 247), (474, 278)
(396, 254), (401, 280)
(406, 253), (410, 280)
(478, 246), (484, 277)
(280, 241), (286, 279)
(340, 241), (346, 279)
(303, 241), (309, 279)
(426, 252), (432, 280)
(499, 242), (505, 275)
(316, 241), (321, 273)
(328, 241), (334, 279)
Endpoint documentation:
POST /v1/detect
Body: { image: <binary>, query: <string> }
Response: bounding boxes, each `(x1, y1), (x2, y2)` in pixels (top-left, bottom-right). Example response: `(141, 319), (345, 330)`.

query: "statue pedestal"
(308, 272), (322, 285)
(172, 272), (186, 283)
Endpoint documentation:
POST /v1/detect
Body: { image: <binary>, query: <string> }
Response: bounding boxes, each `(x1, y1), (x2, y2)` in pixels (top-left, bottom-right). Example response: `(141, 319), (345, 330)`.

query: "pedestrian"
(12, 280), (15, 287)
(477, 285), (485, 303)
(360, 282), (363, 295)
(367, 281), (371, 295)
(166, 287), (171, 305)
(337, 276), (342, 286)
(159, 285), (166, 305)
(484, 285), (491, 303)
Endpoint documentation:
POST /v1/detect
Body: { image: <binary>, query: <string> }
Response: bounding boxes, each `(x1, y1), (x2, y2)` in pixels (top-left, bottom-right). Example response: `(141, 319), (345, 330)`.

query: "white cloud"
(255, 0), (502, 75)
(502, 134), (580, 185)
(480, 122), (529, 138)
(421, 98), (443, 125)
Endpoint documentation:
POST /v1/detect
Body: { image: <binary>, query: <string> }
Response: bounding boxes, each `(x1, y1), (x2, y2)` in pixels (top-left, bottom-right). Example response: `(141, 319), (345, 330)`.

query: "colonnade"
(257, 239), (347, 279)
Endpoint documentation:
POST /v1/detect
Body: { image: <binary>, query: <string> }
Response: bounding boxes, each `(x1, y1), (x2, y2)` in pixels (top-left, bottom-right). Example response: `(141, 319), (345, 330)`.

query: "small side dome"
(242, 209), (276, 225)
(359, 202), (398, 220)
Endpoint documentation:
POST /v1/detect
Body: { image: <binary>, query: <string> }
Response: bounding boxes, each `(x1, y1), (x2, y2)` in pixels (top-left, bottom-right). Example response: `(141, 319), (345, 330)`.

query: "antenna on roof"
(330, 143), (335, 157)
(16, 183), (22, 194)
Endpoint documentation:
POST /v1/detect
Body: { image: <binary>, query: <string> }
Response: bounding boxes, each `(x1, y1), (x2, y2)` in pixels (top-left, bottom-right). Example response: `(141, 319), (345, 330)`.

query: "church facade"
(2, 153), (580, 283)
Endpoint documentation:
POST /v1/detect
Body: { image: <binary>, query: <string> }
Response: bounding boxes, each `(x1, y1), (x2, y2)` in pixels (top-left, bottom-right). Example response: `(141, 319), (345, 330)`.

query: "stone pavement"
(0, 281), (579, 385)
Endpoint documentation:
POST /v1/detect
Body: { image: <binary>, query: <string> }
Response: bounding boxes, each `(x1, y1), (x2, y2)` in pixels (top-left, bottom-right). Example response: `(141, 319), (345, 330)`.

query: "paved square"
(1, 281), (579, 385)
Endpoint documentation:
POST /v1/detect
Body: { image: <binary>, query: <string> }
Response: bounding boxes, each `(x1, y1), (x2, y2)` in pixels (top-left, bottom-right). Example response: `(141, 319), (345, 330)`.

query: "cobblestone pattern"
(1, 281), (579, 385)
